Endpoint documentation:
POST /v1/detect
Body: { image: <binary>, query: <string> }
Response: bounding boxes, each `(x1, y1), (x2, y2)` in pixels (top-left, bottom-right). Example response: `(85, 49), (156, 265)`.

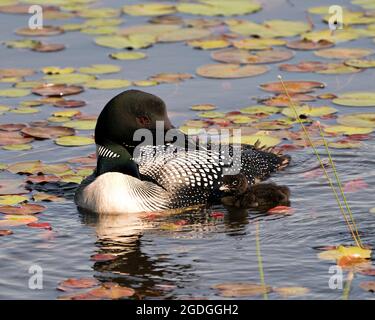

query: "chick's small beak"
(219, 185), (230, 191)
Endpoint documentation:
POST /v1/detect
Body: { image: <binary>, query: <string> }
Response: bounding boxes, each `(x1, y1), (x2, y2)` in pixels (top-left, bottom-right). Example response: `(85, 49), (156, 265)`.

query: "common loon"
(75, 90), (290, 214)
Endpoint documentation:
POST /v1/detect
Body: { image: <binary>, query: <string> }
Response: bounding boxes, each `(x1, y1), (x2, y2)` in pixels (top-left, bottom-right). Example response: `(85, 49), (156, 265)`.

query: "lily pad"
(63, 120), (96, 130)
(55, 136), (94, 147)
(286, 39), (334, 50)
(32, 84), (84, 97)
(324, 125), (374, 135)
(211, 48), (294, 64)
(0, 88), (30, 98)
(314, 48), (373, 59)
(123, 3), (176, 16)
(21, 126), (75, 139)
(177, 1), (261, 16)
(109, 52), (146, 60)
(191, 104), (216, 111)
(78, 64), (121, 75)
(332, 92), (375, 107)
(213, 282), (271, 297)
(337, 113), (375, 128)
(0, 204), (46, 215)
(0, 195), (28, 206)
(0, 214), (37, 227)
(344, 59), (375, 68)
(232, 38), (286, 50)
(15, 25), (63, 36)
(196, 63), (268, 79)
(260, 81), (325, 93)
(43, 73), (95, 85)
(282, 105), (337, 118)
(94, 35), (155, 50)
(157, 28), (211, 42)
(2, 144), (32, 151)
(85, 79), (131, 90)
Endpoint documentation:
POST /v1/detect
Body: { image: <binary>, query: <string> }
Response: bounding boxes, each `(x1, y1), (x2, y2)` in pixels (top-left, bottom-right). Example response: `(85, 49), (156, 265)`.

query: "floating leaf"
(318, 245), (371, 261)
(0, 214), (37, 227)
(158, 28), (211, 42)
(211, 48), (294, 64)
(188, 38), (230, 50)
(316, 63), (362, 74)
(53, 100), (86, 108)
(0, 88), (30, 98)
(0, 131), (33, 146)
(78, 7), (120, 19)
(315, 48), (373, 59)
(32, 192), (65, 202)
(302, 29), (359, 43)
(78, 64), (121, 75)
(63, 120), (96, 130)
(4, 39), (40, 49)
(32, 43), (65, 52)
(343, 179), (369, 193)
(0, 195), (28, 206)
(58, 278), (100, 290)
(240, 105), (280, 115)
(10, 107), (40, 114)
(27, 222), (52, 230)
(359, 281), (375, 293)
(133, 80), (158, 87)
(88, 282), (135, 299)
(345, 59), (375, 68)
(191, 104), (216, 111)
(0, 105), (10, 114)
(86, 79), (131, 90)
(149, 73), (192, 83)
(232, 38), (286, 50)
(280, 61), (328, 72)
(282, 105), (337, 118)
(32, 84), (84, 97)
(43, 73), (95, 85)
(232, 135), (281, 147)
(22, 126), (75, 139)
(15, 25), (64, 36)
(41, 66), (75, 75)
(55, 136), (94, 147)
(274, 287), (310, 297)
(260, 81), (325, 93)
(123, 3), (176, 16)
(177, 1), (261, 17)
(286, 39), (334, 50)
(94, 35), (155, 50)
(109, 52), (146, 60)
(0, 123), (26, 132)
(324, 125), (373, 135)
(0, 203), (46, 215)
(213, 282), (272, 297)
(333, 92), (375, 107)
(337, 113), (375, 128)
(2, 144), (32, 151)
(197, 63), (268, 79)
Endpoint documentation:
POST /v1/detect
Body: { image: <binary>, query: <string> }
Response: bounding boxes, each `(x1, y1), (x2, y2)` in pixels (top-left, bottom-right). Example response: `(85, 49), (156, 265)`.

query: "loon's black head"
(95, 89), (174, 149)
(219, 173), (249, 194)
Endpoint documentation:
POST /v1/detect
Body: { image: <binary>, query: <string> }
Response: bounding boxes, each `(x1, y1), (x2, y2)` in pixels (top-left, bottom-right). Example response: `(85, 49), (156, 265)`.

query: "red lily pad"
(21, 126), (75, 139)
(359, 269), (375, 276)
(27, 222), (52, 230)
(267, 206), (294, 215)
(0, 229), (13, 236)
(32, 84), (84, 97)
(359, 281), (375, 293)
(90, 254), (117, 262)
(58, 278), (100, 291)
(0, 68), (34, 77)
(0, 4), (57, 14)
(0, 204), (46, 215)
(26, 175), (61, 184)
(88, 282), (135, 299)
(0, 179), (28, 195)
(0, 124), (27, 132)
(211, 212), (225, 218)
(286, 39), (334, 50)
(53, 100), (86, 108)
(279, 61), (328, 72)
(260, 81), (325, 93)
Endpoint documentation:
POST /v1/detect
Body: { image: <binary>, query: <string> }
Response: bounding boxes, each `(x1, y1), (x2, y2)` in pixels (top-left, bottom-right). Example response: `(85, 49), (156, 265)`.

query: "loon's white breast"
(74, 172), (170, 214)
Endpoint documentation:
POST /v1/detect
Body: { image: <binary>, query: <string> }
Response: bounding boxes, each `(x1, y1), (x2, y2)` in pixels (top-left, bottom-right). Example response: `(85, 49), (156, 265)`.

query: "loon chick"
(220, 173), (291, 211)
(75, 90), (290, 214)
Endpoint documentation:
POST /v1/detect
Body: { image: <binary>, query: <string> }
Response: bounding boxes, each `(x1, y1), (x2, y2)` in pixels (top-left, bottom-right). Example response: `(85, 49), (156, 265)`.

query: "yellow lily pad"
(78, 64), (121, 74)
(191, 104), (217, 111)
(133, 80), (158, 87)
(198, 111), (226, 118)
(0, 105), (10, 113)
(158, 28), (211, 42)
(52, 110), (81, 118)
(78, 8), (121, 19)
(177, 1), (261, 16)
(10, 107), (40, 114)
(282, 105), (337, 118)
(318, 246), (371, 261)
(232, 135), (281, 147)
(109, 52), (146, 60)
(337, 113), (375, 128)
(0, 214), (37, 227)
(42, 66), (75, 75)
(123, 3), (176, 16)
(63, 120), (96, 130)
(0, 89), (30, 98)
(324, 125), (374, 135)
(94, 35), (155, 49)
(232, 38), (286, 50)
(345, 59), (375, 68)
(188, 38), (230, 50)
(196, 63), (268, 79)
(86, 79), (132, 90)
(2, 144), (32, 151)
(55, 136), (94, 147)
(0, 195), (28, 205)
(302, 29), (359, 43)
(240, 105), (280, 115)
(332, 92), (375, 107)
(43, 73), (95, 85)
(274, 287), (310, 297)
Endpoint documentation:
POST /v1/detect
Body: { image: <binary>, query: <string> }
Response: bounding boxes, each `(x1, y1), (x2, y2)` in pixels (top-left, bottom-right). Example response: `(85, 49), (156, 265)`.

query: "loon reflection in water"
(74, 90), (291, 214)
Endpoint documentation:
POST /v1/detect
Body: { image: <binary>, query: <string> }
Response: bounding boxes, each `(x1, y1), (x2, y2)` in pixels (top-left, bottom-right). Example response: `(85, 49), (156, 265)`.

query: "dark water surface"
(1, 0), (375, 299)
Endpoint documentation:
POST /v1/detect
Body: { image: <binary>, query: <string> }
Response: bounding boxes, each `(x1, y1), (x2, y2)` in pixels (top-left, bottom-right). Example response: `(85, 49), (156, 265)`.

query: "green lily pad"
(94, 35), (155, 49)
(0, 105), (10, 113)
(337, 113), (375, 128)
(240, 105), (280, 115)
(2, 143), (32, 151)
(332, 92), (375, 107)
(0, 89), (30, 98)
(282, 105), (337, 118)
(0, 195), (28, 206)
(86, 79), (131, 90)
(78, 64), (121, 74)
(63, 120), (96, 130)
(43, 73), (95, 85)
(324, 125), (374, 135)
(55, 136), (94, 147)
